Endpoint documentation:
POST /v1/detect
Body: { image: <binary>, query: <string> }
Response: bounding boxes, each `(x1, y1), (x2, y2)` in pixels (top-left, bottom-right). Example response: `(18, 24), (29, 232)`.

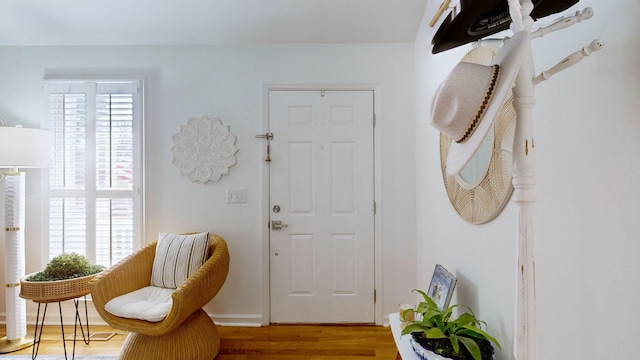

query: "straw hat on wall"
(431, 31), (527, 175)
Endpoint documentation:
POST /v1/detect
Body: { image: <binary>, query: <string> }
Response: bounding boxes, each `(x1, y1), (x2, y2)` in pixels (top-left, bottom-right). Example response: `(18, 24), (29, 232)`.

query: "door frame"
(259, 83), (383, 325)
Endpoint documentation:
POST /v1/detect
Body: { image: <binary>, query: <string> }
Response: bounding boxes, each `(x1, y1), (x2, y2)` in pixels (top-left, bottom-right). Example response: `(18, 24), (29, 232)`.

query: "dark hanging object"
(432, 0), (580, 54)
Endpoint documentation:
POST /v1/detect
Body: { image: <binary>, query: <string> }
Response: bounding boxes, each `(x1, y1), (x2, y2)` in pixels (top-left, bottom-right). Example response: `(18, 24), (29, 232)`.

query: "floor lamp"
(0, 121), (51, 353)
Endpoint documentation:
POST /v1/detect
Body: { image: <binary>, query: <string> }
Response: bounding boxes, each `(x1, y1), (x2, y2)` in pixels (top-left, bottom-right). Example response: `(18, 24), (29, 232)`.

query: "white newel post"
(510, 1), (537, 359)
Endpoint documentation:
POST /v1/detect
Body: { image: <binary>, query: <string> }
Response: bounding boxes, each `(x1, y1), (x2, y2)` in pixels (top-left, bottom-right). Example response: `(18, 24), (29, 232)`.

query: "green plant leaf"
(413, 289), (440, 309)
(449, 333), (460, 353)
(401, 323), (429, 336)
(416, 302), (428, 314)
(459, 326), (502, 349)
(425, 327), (446, 339)
(442, 304), (456, 320)
(458, 336), (482, 360)
(414, 288), (430, 301)
(433, 314), (445, 330)
(452, 312), (477, 327)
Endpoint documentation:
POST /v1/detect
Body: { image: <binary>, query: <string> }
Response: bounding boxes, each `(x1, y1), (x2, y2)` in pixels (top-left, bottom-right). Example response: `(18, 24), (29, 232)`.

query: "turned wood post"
(509, 1), (537, 359)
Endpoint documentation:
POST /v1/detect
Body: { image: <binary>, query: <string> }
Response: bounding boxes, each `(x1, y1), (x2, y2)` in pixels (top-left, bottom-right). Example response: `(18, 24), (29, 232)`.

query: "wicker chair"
(89, 233), (230, 360)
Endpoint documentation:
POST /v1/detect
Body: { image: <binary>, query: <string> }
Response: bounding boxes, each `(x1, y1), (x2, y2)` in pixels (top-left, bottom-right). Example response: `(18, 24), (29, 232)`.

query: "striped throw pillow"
(151, 232), (209, 289)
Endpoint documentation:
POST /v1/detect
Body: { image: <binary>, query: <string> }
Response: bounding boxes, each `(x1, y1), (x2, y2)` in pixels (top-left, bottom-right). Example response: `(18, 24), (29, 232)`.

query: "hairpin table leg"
(29, 295), (91, 360)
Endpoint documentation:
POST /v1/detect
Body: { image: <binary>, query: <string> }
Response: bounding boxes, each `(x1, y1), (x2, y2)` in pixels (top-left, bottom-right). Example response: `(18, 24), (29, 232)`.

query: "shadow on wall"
(455, 271), (479, 312)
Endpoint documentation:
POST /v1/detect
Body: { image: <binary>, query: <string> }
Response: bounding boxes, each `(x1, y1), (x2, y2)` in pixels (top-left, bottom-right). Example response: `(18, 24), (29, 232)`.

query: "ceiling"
(0, 0), (429, 46)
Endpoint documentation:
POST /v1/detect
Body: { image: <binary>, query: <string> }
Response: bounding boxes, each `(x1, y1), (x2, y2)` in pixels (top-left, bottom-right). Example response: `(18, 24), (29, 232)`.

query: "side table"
(389, 312), (419, 360)
(20, 273), (99, 360)
(30, 294), (91, 360)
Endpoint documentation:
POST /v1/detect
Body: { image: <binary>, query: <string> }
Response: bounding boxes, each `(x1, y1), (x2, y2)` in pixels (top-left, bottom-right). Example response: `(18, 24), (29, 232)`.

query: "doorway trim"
(259, 83), (383, 325)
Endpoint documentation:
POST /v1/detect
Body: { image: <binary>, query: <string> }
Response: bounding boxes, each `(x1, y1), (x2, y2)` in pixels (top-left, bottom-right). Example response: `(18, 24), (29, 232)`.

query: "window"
(44, 80), (143, 267)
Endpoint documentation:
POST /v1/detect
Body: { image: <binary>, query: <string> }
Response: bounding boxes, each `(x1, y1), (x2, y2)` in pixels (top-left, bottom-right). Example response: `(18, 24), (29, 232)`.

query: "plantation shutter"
(45, 80), (143, 267)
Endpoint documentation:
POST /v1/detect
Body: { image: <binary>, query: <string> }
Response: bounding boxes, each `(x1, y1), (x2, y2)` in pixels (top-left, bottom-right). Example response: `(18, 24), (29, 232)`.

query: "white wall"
(416, 0), (640, 359)
(0, 43), (417, 325)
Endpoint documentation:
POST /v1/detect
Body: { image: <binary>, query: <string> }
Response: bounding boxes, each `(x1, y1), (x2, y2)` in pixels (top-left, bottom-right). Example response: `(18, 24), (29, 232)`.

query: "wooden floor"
(2, 323), (398, 359)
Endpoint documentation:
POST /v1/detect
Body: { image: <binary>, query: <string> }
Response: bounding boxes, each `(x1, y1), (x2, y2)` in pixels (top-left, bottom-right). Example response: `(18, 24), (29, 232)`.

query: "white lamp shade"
(0, 126), (52, 168)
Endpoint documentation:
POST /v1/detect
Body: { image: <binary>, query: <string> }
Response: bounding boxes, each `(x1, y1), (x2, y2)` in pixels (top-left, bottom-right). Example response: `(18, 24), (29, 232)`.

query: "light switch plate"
(226, 188), (247, 203)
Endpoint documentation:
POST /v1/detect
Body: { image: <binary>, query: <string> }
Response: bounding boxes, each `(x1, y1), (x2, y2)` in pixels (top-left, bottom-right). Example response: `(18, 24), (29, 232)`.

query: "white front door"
(268, 90), (375, 324)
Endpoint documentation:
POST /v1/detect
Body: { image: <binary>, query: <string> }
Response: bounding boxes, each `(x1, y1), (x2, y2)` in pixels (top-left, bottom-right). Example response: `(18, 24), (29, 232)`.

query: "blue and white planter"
(410, 337), (495, 360)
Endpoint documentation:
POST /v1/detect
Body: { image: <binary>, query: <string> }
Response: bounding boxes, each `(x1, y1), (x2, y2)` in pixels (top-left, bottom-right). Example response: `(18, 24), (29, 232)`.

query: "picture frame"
(427, 264), (457, 310)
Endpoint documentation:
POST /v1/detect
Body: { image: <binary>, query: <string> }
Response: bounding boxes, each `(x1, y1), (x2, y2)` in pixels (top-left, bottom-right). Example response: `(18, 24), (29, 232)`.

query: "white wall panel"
(0, 41), (416, 326)
(415, 0), (640, 358)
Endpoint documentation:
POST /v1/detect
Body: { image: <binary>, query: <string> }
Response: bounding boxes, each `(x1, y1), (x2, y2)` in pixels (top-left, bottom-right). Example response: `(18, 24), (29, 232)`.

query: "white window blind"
(45, 80), (143, 267)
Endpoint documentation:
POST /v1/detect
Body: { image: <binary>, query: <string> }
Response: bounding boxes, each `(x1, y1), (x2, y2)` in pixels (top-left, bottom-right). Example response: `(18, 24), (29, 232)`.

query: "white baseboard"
(1, 306), (265, 328)
(210, 313), (263, 327)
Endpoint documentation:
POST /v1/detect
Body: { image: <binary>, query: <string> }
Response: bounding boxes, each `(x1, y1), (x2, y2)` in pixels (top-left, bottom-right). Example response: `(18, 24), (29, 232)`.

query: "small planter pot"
(410, 337), (495, 360)
(20, 272), (102, 303)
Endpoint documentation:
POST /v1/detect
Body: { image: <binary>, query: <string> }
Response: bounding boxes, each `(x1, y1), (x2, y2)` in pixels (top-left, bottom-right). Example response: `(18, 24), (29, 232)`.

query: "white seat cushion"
(104, 286), (174, 322)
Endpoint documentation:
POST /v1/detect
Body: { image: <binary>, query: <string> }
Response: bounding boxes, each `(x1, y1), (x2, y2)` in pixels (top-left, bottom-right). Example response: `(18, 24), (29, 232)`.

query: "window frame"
(41, 79), (145, 267)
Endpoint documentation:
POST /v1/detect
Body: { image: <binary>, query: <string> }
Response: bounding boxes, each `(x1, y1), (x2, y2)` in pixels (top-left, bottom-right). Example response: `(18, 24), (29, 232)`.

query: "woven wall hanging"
(171, 116), (238, 183)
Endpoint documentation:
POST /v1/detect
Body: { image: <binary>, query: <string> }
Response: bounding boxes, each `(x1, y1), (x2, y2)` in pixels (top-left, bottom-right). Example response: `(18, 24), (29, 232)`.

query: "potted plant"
(20, 253), (104, 302)
(401, 289), (501, 360)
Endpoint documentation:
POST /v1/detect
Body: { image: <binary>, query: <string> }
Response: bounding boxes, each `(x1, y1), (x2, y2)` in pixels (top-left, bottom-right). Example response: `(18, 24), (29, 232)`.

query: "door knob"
(271, 220), (288, 230)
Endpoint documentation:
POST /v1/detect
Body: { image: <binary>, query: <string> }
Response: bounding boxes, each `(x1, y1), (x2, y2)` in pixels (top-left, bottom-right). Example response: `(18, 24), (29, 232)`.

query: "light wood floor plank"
(2, 324), (398, 359)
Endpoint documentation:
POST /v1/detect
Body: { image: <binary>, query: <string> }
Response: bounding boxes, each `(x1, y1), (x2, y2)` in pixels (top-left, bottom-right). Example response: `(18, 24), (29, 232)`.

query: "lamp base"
(0, 335), (34, 353)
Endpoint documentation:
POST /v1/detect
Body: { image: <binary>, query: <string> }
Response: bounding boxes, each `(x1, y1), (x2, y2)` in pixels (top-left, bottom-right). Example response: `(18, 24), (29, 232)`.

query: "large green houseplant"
(21, 253), (104, 302)
(26, 252), (103, 281)
(401, 289), (501, 360)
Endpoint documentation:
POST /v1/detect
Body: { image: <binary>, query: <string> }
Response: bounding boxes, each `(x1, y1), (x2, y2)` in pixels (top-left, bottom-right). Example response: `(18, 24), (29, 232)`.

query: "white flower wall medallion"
(171, 116), (239, 183)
